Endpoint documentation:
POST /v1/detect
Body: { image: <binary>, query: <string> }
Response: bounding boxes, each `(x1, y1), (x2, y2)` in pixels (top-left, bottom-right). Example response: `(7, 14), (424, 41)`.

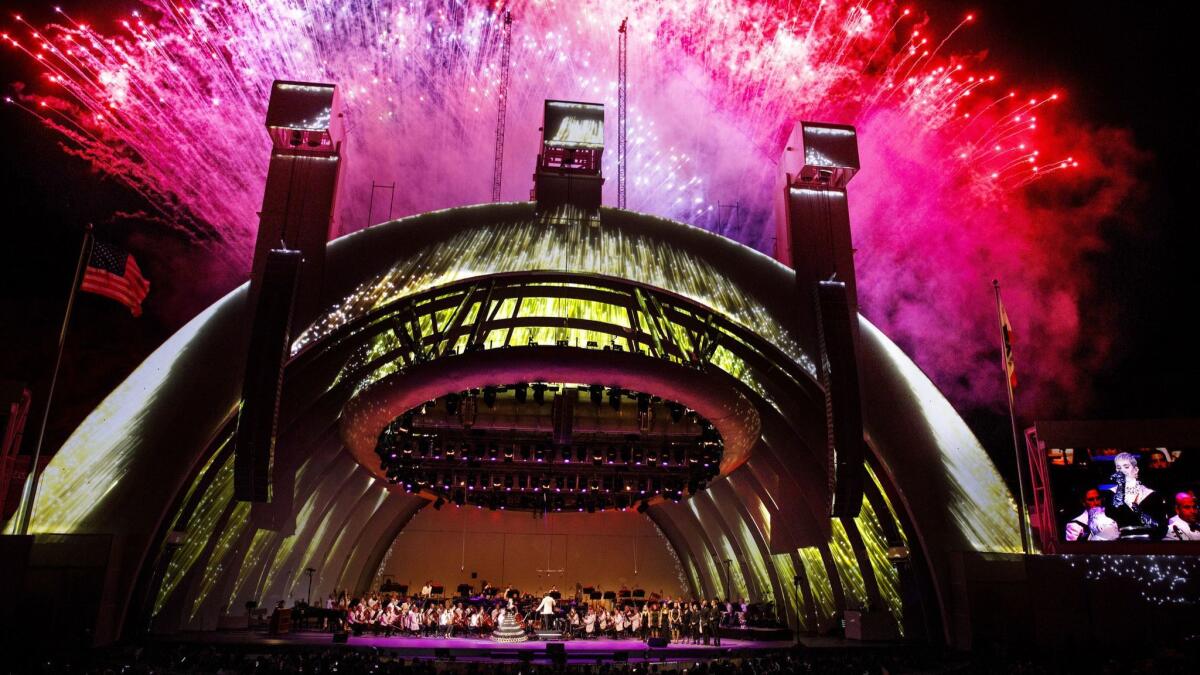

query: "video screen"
(1048, 447), (1198, 542)
(544, 101), (604, 148)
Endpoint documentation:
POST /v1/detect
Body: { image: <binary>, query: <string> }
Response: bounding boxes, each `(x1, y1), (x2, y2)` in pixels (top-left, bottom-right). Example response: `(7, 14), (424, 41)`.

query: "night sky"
(1, 1), (1196, 493)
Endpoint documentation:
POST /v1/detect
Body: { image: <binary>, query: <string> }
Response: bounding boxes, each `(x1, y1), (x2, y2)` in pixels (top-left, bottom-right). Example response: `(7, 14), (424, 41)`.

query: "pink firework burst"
(3, 1), (1141, 414)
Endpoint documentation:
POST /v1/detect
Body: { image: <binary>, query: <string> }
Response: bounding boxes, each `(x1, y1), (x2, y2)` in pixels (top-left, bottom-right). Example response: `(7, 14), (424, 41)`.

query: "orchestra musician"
(1166, 491), (1200, 541)
(583, 607), (597, 637)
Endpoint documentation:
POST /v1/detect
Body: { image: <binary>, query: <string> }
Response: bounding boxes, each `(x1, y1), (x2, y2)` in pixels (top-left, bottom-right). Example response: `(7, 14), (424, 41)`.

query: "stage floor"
(162, 631), (795, 664)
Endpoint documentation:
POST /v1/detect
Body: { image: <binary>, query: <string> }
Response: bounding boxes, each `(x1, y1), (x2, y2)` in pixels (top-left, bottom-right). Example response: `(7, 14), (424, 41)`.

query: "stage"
(157, 631), (795, 664)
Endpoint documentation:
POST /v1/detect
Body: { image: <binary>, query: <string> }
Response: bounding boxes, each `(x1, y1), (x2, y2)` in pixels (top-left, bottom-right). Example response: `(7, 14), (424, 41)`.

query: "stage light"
(607, 388), (621, 411)
(483, 386), (497, 408)
(560, 446), (572, 463)
(503, 446), (514, 462)
(534, 444), (545, 463)
(589, 384), (604, 406)
(514, 382), (528, 404)
(445, 393), (461, 416)
(532, 382), (547, 405)
(668, 403), (684, 424)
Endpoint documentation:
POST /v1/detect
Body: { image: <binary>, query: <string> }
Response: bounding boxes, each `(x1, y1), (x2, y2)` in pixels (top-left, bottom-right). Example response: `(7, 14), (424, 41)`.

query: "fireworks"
(3, 1), (1138, 412)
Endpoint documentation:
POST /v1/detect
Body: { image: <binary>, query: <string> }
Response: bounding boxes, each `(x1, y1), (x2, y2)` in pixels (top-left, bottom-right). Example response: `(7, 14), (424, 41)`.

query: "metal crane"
(618, 17), (628, 210)
(492, 11), (513, 202)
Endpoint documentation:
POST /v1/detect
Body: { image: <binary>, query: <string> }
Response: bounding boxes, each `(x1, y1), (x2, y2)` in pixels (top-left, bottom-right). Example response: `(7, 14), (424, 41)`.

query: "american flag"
(82, 240), (150, 317)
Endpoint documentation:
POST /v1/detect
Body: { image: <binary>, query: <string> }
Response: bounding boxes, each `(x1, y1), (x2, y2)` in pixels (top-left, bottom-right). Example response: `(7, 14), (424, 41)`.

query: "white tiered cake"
(491, 610), (528, 643)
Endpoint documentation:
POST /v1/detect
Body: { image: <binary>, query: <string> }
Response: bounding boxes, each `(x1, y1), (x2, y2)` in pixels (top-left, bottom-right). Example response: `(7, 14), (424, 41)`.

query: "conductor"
(536, 589), (557, 628)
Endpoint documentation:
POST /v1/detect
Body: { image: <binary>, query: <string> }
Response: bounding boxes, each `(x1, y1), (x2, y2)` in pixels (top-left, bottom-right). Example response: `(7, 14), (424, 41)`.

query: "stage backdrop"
(376, 507), (686, 598)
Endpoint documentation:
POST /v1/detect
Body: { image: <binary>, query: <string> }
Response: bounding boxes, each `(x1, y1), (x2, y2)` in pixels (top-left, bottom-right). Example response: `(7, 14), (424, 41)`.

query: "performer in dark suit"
(707, 601), (723, 646)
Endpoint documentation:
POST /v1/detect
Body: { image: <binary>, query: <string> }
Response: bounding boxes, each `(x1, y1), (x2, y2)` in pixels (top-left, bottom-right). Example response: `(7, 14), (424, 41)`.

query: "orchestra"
(306, 584), (773, 643)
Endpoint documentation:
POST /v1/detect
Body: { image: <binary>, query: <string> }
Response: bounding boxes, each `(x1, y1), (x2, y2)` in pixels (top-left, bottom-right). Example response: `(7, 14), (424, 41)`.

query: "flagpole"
(13, 224), (94, 536)
(993, 279), (1030, 555)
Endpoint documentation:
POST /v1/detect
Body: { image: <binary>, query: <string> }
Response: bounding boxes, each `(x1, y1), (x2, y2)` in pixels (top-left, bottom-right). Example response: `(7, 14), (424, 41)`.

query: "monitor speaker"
(646, 637), (669, 648)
